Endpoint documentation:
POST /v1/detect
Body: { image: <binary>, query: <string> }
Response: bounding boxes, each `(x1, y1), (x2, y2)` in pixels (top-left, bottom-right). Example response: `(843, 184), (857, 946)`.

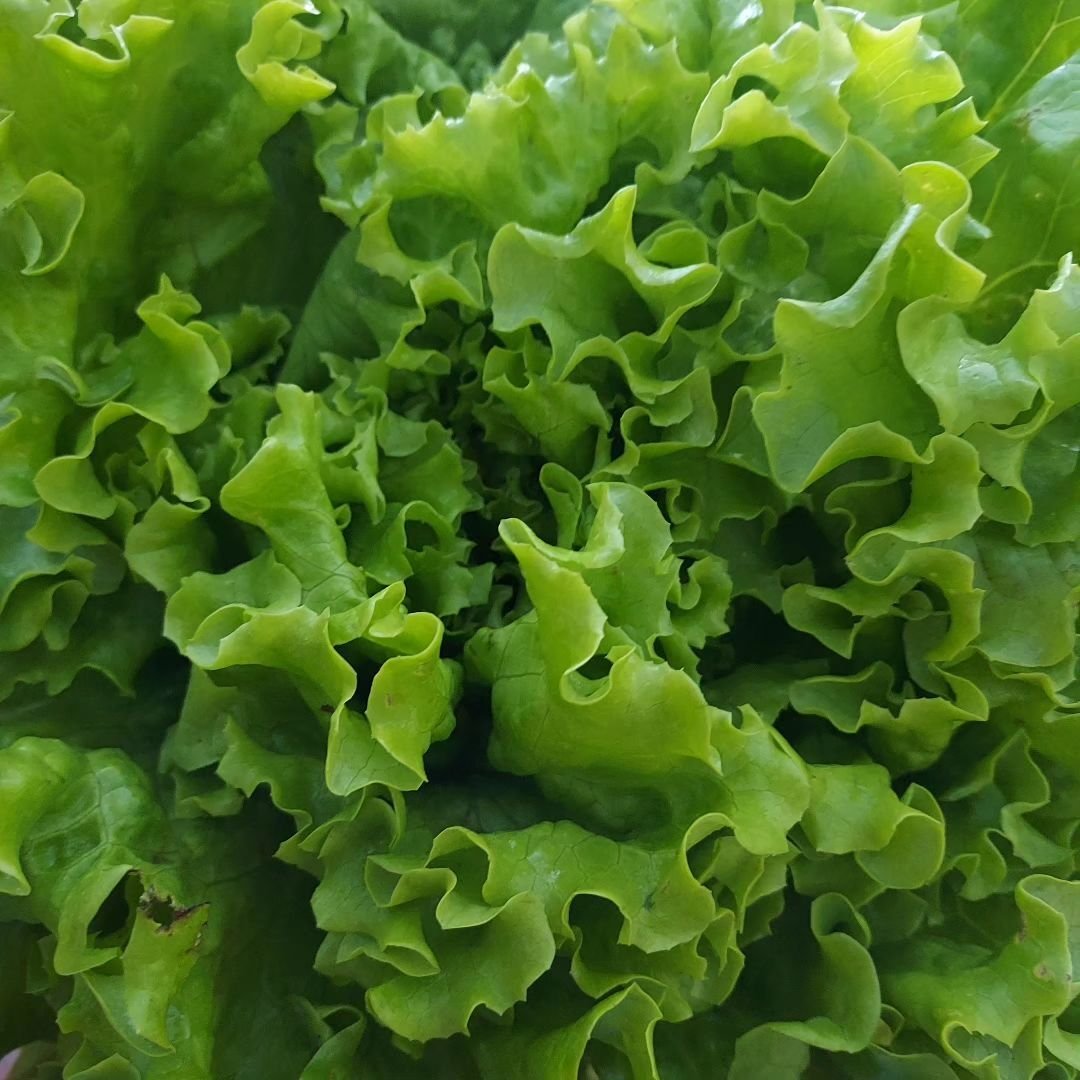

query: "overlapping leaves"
(2, 0), (1079, 1077)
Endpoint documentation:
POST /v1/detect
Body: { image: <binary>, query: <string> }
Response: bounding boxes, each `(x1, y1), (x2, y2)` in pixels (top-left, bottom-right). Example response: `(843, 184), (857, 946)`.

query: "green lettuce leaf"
(4, 1), (1080, 1076)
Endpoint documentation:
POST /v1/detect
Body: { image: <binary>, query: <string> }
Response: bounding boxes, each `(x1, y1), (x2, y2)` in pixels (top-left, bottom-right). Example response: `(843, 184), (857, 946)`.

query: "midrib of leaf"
(983, 0), (1080, 125)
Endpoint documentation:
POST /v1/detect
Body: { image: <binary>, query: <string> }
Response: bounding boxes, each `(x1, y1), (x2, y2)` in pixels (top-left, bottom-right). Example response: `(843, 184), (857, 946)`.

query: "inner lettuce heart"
(2, 0), (1080, 1077)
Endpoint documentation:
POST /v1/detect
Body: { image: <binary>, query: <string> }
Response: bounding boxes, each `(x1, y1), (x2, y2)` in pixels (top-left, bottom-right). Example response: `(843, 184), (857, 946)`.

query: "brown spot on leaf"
(139, 890), (208, 933)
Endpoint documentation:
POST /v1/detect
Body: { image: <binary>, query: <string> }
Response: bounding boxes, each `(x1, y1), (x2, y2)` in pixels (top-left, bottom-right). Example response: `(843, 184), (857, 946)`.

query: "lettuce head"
(2, 0), (1080, 1077)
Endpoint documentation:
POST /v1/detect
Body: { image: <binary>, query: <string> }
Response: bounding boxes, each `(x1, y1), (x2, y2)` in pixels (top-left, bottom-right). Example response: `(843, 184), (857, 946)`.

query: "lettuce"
(2, 1), (1080, 1076)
